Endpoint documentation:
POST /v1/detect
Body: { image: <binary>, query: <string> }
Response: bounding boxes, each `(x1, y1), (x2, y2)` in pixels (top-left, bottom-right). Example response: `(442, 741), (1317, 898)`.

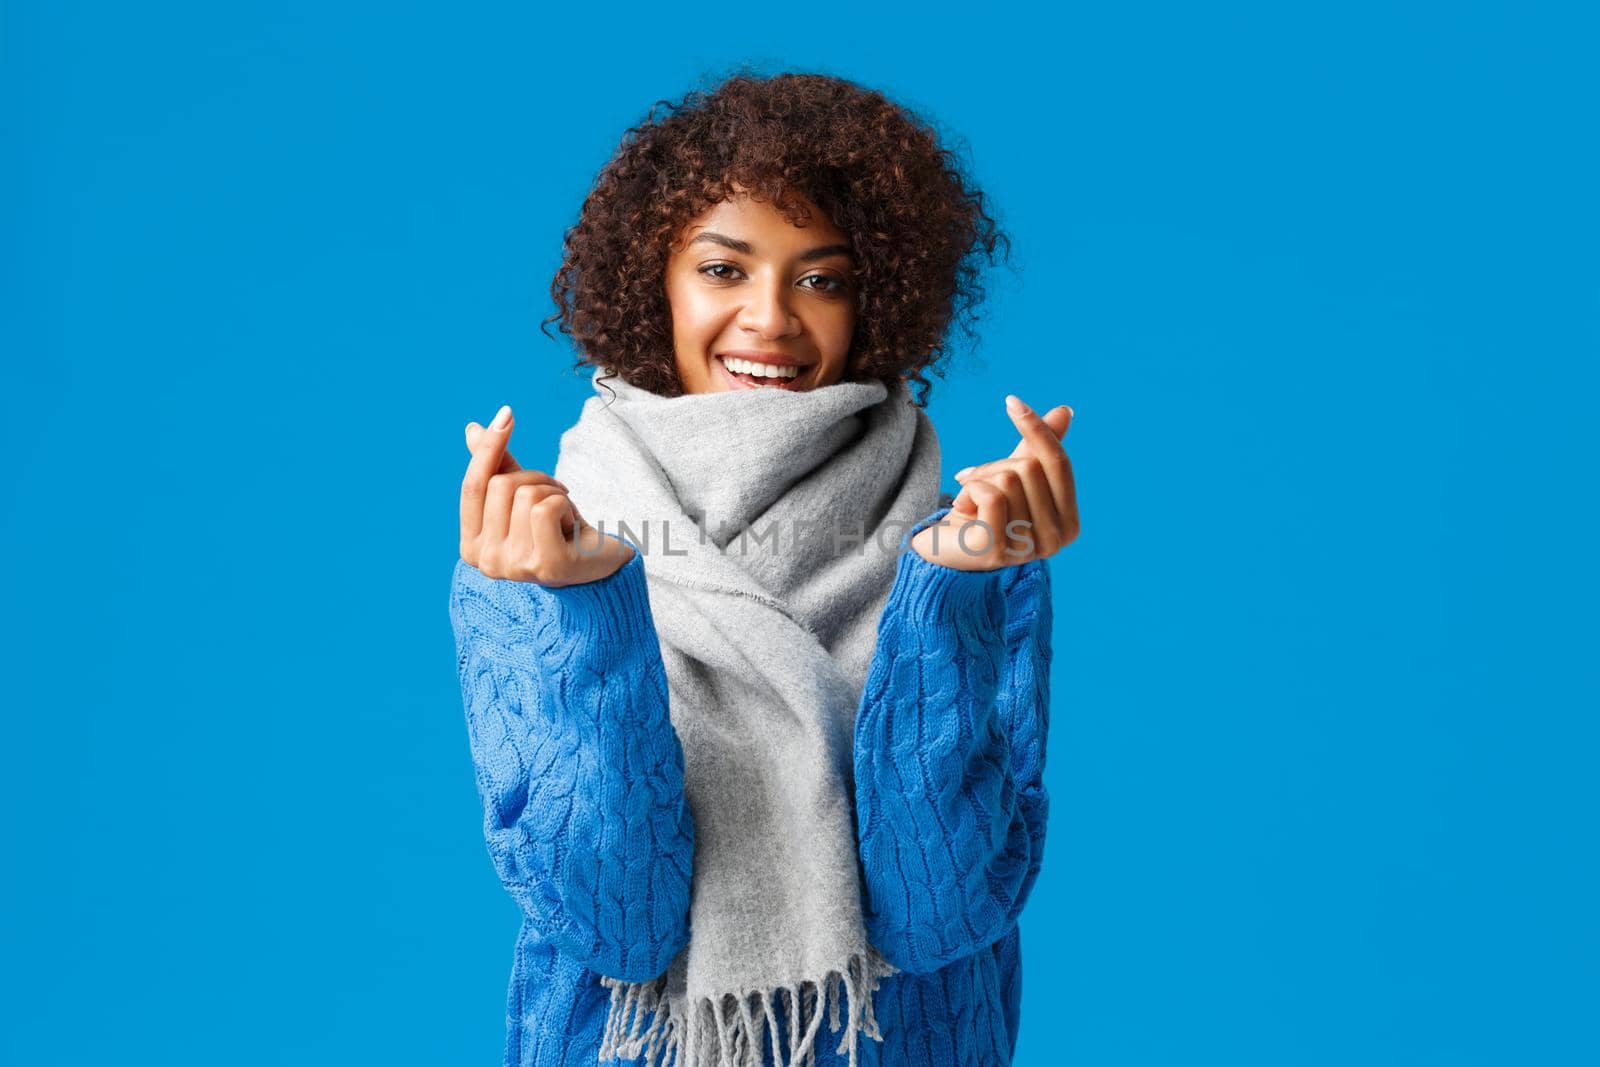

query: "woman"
(449, 71), (1079, 1067)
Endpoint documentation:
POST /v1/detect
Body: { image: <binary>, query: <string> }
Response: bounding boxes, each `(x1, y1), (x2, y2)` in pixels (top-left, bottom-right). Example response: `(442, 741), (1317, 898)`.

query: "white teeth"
(720, 356), (800, 380)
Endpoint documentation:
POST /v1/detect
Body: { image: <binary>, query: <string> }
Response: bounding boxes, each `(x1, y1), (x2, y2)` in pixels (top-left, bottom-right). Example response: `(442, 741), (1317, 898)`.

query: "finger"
(1006, 403), (1072, 459)
(485, 470), (570, 544)
(989, 446), (1078, 545)
(507, 483), (567, 560)
(460, 405), (514, 541)
(960, 458), (1062, 543)
(970, 457), (1063, 556)
(530, 493), (577, 556)
(955, 458), (1006, 482)
(950, 480), (980, 516)
(1003, 395), (1069, 461)
(952, 402), (1069, 478)
(1001, 397), (1077, 522)
(987, 465), (1040, 557)
(1007, 405), (1073, 463)
(952, 459), (1021, 515)
(958, 478), (1009, 565)
(1053, 449), (1081, 544)
(465, 422), (526, 474)
(981, 465), (1029, 528)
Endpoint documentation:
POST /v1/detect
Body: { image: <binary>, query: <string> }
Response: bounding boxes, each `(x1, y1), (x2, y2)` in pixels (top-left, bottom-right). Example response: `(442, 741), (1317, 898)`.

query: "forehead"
(676, 192), (848, 253)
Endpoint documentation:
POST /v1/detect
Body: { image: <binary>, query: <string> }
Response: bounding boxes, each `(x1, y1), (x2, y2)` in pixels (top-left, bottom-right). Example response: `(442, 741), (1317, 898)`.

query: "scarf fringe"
(597, 949), (898, 1067)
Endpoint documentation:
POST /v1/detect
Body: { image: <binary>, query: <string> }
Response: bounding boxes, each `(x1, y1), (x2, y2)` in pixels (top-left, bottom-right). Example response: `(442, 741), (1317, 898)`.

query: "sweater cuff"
(881, 506), (1006, 633)
(542, 534), (656, 647)
(888, 542), (1008, 626)
(451, 533), (657, 648)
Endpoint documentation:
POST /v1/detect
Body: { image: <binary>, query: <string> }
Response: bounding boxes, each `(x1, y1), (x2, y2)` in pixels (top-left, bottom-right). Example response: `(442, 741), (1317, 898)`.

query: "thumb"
(465, 415), (524, 472)
(1008, 404), (1074, 458)
(1042, 404), (1074, 439)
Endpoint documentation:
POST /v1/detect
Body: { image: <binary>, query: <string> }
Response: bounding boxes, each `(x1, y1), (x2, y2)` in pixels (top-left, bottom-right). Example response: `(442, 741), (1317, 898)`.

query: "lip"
(714, 353), (812, 392)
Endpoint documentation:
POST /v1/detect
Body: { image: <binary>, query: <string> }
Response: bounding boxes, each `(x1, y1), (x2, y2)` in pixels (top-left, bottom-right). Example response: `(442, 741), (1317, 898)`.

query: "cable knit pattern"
(855, 508), (1053, 982)
(449, 547), (696, 984)
(448, 516), (1053, 1067)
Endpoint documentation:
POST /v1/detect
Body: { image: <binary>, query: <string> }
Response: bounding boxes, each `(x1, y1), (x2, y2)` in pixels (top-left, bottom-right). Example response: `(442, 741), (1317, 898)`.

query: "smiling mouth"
(715, 355), (810, 391)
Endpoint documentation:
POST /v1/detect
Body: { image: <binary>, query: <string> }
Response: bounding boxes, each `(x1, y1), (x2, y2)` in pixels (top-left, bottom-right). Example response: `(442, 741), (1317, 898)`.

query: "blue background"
(5, 2), (1596, 1064)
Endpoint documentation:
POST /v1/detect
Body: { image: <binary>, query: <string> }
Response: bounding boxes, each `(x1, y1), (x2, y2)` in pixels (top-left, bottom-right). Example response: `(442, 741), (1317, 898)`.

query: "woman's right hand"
(458, 404), (635, 587)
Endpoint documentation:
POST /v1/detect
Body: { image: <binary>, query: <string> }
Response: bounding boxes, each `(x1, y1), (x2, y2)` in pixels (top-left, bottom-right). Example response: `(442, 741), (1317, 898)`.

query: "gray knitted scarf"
(551, 368), (943, 1067)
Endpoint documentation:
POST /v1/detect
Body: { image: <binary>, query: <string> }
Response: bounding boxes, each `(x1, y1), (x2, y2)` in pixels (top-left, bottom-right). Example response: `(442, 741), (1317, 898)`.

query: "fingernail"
(490, 404), (511, 430)
(955, 467), (974, 480)
(1005, 394), (1029, 416)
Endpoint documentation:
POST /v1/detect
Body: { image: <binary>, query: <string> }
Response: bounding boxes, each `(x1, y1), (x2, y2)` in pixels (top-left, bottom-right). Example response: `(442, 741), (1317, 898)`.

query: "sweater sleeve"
(854, 507), (1055, 974)
(447, 538), (695, 983)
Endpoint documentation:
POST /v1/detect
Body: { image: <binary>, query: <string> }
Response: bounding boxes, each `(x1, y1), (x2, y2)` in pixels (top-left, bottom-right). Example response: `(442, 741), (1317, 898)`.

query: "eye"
(698, 263), (743, 281)
(801, 274), (848, 293)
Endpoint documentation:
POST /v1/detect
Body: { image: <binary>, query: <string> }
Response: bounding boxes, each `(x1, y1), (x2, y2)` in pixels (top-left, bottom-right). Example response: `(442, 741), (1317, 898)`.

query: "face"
(664, 189), (858, 394)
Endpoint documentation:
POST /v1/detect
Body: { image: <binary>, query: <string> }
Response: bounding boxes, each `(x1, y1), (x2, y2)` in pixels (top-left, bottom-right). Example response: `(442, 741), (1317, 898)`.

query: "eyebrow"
(689, 231), (856, 262)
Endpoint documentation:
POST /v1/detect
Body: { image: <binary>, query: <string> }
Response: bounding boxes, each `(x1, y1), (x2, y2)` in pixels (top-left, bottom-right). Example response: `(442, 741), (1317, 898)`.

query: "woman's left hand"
(911, 395), (1079, 571)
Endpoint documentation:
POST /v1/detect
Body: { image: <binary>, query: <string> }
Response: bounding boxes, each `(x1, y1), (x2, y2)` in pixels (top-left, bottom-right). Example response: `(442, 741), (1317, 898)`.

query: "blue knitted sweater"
(448, 507), (1054, 1066)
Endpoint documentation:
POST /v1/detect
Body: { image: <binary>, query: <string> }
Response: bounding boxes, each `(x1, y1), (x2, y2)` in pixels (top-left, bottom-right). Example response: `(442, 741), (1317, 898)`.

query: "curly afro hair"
(542, 68), (1013, 407)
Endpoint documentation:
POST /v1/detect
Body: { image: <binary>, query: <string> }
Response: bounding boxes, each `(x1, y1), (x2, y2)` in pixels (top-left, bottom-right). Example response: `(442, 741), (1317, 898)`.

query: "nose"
(738, 275), (800, 339)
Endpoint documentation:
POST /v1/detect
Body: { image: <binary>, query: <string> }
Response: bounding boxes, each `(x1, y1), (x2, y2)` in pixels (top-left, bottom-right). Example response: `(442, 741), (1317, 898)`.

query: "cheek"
(823, 307), (856, 359)
(668, 285), (727, 342)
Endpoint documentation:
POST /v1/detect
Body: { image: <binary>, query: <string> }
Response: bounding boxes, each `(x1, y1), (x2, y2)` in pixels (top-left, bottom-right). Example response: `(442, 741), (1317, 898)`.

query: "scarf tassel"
(597, 950), (896, 1067)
